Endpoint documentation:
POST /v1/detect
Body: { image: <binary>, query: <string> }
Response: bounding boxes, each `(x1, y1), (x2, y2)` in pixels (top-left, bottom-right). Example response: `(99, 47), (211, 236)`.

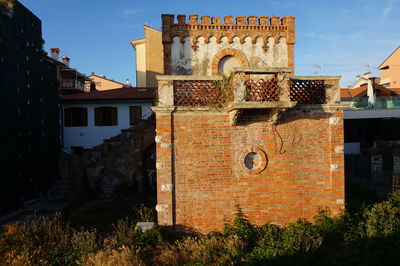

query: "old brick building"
(153, 14), (346, 233)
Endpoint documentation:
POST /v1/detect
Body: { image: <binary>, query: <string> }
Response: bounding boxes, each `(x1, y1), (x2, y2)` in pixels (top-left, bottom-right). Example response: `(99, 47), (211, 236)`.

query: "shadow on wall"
(279, 108), (333, 125)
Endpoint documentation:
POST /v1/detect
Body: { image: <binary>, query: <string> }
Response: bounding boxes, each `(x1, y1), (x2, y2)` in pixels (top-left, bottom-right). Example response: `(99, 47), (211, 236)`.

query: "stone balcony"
(155, 67), (343, 124)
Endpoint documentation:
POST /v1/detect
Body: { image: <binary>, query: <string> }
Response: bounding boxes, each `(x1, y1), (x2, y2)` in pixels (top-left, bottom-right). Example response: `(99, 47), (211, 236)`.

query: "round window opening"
(244, 152), (261, 170)
(241, 148), (268, 174)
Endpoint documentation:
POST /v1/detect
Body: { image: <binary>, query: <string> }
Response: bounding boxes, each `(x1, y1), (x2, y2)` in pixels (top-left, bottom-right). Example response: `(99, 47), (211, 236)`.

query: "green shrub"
(133, 227), (162, 248)
(282, 219), (323, 254)
(71, 230), (99, 263)
(249, 223), (284, 260)
(223, 205), (255, 246)
(248, 219), (322, 264)
(361, 198), (400, 238)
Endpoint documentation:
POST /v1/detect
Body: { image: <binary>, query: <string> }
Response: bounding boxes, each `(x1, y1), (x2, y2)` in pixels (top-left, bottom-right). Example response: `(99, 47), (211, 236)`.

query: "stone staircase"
(83, 115), (155, 165)
(54, 115), (156, 200)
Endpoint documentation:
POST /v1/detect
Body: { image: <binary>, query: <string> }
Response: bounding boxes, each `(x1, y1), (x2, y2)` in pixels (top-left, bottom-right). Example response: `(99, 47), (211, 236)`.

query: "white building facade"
(60, 87), (155, 153)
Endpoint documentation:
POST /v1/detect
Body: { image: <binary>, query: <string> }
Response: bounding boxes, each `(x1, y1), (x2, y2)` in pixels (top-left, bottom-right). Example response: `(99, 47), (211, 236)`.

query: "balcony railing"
(60, 79), (84, 91)
(343, 96), (400, 109)
(156, 69), (341, 108)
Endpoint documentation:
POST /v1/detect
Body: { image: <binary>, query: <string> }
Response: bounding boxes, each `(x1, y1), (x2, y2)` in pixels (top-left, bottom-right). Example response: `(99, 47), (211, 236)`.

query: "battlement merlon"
(161, 14), (295, 44)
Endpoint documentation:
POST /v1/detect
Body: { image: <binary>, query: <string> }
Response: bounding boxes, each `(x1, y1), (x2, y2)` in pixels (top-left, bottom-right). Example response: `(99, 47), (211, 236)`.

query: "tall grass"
(2, 191), (400, 265)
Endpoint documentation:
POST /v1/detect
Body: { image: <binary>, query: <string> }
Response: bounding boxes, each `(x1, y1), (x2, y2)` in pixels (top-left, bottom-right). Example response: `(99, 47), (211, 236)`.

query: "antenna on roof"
(363, 63), (372, 72)
(311, 64), (322, 75)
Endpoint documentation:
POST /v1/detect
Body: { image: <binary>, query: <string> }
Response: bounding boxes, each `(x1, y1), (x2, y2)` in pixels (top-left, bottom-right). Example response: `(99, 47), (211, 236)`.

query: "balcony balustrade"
(60, 79), (84, 91)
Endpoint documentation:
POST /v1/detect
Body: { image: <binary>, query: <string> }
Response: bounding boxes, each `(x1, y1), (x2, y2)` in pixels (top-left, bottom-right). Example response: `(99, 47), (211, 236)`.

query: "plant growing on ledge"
(211, 72), (235, 110)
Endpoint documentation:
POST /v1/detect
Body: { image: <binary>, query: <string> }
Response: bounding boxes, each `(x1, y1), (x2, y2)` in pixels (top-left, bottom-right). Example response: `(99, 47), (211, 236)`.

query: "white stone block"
(156, 162), (165, 169)
(329, 117), (340, 125)
(155, 204), (168, 213)
(161, 184), (174, 192)
(330, 164), (339, 171)
(335, 145), (344, 154)
(336, 199), (344, 204)
(155, 135), (162, 143)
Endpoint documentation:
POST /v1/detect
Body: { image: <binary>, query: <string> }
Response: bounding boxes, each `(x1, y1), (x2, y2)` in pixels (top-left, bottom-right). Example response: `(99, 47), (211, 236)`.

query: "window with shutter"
(129, 106), (142, 125)
(111, 107), (118, 125)
(64, 108), (72, 126)
(94, 107), (117, 126)
(64, 107), (87, 127)
(95, 107), (101, 126)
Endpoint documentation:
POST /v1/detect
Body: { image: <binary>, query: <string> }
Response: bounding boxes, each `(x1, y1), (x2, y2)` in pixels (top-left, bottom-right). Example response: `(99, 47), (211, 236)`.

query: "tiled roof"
(341, 86), (367, 98)
(341, 85), (400, 98)
(60, 87), (157, 101)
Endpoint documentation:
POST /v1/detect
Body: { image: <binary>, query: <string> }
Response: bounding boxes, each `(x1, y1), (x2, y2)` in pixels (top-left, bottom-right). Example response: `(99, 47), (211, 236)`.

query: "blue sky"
(19, 0), (399, 87)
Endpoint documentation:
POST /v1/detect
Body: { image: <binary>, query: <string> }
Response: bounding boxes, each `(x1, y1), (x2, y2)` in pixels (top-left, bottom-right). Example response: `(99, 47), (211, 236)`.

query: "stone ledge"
(156, 75), (221, 81)
(291, 75), (341, 81)
(226, 101), (297, 111)
(234, 67), (293, 73)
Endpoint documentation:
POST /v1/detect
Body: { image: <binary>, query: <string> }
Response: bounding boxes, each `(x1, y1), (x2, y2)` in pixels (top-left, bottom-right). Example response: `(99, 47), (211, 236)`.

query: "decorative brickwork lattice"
(289, 80), (326, 104)
(245, 76), (280, 101)
(173, 80), (221, 106)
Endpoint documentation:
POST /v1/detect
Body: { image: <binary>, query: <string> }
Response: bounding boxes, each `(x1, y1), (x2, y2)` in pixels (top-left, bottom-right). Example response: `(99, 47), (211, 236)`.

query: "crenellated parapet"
(162, 14), (296, 75)
(162, 14), (295, 43)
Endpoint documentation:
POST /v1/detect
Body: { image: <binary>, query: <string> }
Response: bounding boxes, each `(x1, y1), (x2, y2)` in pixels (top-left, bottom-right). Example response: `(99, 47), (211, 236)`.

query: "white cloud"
(383, 7), (392, 17)
(121, 8), (142, 16)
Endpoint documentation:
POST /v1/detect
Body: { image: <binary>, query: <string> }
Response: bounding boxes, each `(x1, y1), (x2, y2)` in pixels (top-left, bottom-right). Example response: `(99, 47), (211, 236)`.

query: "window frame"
(129, 106), (142, 126)
(64, 107), (88, 127)
(94, 106), (118, 126)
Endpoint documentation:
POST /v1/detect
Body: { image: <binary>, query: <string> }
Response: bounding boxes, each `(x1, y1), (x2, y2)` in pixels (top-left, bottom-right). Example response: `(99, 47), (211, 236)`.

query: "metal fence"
(345, 154), (396, 196)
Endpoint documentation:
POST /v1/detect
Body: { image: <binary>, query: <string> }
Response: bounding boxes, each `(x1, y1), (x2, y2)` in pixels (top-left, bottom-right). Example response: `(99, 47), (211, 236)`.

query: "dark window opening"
(95, 107), (117, 126)
(64, 107), (87, 127)
(129, 106), (142, 125)
(71, 146), (84, 155)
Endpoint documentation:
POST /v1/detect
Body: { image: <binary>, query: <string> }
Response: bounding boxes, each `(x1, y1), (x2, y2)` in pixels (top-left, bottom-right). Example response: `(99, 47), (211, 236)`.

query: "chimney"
(61, 55), (70, 67)
(363, 72), (371, 79)
(50, 48), (60, 61)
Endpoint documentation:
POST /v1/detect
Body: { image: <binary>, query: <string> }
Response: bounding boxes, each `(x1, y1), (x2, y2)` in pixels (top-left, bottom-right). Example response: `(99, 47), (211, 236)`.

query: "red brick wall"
(156, 110), (344, 233)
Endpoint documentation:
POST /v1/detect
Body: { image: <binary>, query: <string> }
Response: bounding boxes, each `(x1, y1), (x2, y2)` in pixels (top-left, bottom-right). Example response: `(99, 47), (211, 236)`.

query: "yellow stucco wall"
(88, 75), (124, 91)
(131, 26), (163, 87)
(379, 47), (400, 88)
(145, 26), (164, 87)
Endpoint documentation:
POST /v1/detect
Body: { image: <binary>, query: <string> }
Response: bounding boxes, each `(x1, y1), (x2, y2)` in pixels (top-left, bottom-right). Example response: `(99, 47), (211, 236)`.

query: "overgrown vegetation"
(211, 72), (235, 109)
(2, 191), (400, 265)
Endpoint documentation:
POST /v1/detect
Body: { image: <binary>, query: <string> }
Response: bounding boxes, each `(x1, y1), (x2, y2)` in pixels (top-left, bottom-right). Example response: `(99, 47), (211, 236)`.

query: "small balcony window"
(64, 107), (87, 127)
(95, 107), (118, 126)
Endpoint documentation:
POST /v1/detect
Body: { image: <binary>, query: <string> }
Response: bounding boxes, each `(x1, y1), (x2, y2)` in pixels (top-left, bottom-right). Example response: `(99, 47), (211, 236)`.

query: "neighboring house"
(341, 72), (400, 154)
(60, 87), (156, 153)
(0, 1), (60, 212)
(378, 45), (400, 88)
(45, 48), (89, 94)
(154, 14), (345, 232)
(85, 74), (125, 91)
(131, 25), (164, 87)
